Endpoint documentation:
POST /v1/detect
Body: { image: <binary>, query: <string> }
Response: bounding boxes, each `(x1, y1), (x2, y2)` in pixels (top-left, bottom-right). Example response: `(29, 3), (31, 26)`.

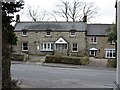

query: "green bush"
(107, 59), (117, 68)
(45, 55), (89, 65)
(11, 53), (29, 61)
(81, 56), (89, 65)
(11, 79), (21, 89)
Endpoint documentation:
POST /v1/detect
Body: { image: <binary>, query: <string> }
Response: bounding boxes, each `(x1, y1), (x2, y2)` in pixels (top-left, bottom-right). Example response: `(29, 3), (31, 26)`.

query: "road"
(11, 63), (116, 88)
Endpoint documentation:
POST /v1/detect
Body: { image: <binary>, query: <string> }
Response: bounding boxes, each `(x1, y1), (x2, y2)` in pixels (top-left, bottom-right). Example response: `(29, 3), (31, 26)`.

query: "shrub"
(81, 56), (89, 65)
(107, 59), (117, 68)
(11, 79), (21, 89)
(11, 53), (29, 61)
(45, 55), (89, 65)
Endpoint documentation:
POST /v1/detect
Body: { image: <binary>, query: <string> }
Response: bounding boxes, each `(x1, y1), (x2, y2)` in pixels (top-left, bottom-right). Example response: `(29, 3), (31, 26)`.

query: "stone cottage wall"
(87, 36), (115, 58)
(13, 31), (87, 56)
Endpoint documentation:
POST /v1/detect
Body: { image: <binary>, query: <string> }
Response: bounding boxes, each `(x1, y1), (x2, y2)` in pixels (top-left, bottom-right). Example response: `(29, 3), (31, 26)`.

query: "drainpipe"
(83, 15), (88, 56)
(0, 1), (2, 90)
(117, 0), (120, 86)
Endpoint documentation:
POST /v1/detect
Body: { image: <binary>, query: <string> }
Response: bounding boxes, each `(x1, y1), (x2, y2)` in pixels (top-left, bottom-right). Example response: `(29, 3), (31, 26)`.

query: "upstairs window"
(46, 31), (51, 36)
(45, 29), (52, 37)
(70, 30), (76, 37)
(90, 37), (97, 44)
(70, 32), (76, 36)
(22, 31), (27, 36)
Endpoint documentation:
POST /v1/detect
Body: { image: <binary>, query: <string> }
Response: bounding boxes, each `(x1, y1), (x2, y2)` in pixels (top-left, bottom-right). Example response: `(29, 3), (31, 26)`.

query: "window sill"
(22, 50), (28, 52)
(69, 35), (76, 38)
(45, 35), (52, 38)
(90, 42), (97, 44)
(40, 50), (54, 52)
(105, 57), (115, 59)
(71, 51), (78, 52)
(22, 35), (28, 37)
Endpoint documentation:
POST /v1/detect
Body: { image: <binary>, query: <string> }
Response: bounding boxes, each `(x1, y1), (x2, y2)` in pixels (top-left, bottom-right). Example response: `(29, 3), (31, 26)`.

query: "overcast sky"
(18, 0), (116, 24)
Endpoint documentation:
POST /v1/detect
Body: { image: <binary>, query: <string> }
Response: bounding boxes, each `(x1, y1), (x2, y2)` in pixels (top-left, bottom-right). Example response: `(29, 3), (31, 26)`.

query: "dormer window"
(70, 30), (76, 37)
(46, 31), (51, 36)
(22, 30), (27, 36)
(45, 29), (52, 37)
(90, 37), (97, 44)
(70, 32), (76, 36)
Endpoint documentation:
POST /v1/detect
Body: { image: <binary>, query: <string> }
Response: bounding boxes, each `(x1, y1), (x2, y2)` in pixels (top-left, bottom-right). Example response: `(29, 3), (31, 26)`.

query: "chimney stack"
(83, 15), (87, 22)
(16, 14), (20, 22)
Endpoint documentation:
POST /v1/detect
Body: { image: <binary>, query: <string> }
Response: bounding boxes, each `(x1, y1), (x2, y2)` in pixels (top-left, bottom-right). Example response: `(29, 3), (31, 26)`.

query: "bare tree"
(53, 1), (69, 22)
(25, 5), (47, 22)
(82, 2), (98, 21)
(68, 0), (82, 22)
(53, 0), (98, 22)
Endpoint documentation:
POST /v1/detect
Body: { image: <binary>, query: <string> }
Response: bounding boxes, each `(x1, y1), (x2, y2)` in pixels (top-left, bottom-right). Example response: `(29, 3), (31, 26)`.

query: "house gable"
(55, 37), (68, 44)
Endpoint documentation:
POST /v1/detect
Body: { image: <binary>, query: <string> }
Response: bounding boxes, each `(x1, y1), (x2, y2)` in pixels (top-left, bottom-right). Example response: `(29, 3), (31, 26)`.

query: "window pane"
(91, 37), (93, 42)
(71, 32), (75, 35)
(46, 32), (51, 35)
(48, 43), (50, 49)
(44, 44), (46, 49)
(94, 37), (96, 42)
(51, 44), (54, 49)
(110, 51), (112, 57)
(106, 49), (116, 58)
(91, 37), (97, 43)
(113, 50), (116, 57)
(72, 43), (77, 51)
(22, 31), (27, 35)
(41, 44), (43, 50)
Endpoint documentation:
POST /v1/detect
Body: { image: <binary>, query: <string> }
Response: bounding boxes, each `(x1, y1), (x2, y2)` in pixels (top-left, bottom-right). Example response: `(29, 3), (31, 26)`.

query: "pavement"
(11, 55), (116, 71)
(11, 61), (116, 71)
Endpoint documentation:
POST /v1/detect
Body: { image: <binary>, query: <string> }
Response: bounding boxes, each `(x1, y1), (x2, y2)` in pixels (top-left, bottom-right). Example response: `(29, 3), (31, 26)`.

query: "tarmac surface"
(11, 55), (116, 71)
(11, 55), (117, 88)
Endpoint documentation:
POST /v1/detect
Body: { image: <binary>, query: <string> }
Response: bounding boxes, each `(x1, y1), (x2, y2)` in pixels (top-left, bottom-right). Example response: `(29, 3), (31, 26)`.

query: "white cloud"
(19, 0), (116, 24)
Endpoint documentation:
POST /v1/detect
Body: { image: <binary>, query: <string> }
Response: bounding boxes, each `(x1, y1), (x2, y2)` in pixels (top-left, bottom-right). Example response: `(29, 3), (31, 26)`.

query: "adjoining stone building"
(12, 21), (115, 59)
(87, 24), (115, 58)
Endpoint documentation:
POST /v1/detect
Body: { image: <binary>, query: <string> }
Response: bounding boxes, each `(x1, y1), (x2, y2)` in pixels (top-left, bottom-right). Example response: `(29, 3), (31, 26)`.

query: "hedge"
(45, 55), (89, 65)
(11, 53), (29, 61)
(107, 59), (117, 68)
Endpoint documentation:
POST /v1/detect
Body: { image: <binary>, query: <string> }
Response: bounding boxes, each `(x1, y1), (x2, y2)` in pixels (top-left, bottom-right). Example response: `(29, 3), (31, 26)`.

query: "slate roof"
(14, 21), (86, 31)
(87, 24), (113, 36)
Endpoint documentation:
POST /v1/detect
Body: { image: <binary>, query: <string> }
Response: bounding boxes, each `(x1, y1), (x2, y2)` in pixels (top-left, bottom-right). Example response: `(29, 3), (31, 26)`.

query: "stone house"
(13, 22), (87, 57)
(12, 21), (115, 58)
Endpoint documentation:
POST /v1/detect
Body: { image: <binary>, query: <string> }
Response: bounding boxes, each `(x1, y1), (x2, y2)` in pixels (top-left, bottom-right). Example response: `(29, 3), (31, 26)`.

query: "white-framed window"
(72, 43), (78, 52)
(70, 31), (76, 37)
(40, 42), (53, 51)
(55, 44), (68, 50)
(105, 49), (116, 58)
(46, 31), (51, 36)
(22, 42), (29, 51)
(22, 31), (27, 36)
(90, 37), (97, 44)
